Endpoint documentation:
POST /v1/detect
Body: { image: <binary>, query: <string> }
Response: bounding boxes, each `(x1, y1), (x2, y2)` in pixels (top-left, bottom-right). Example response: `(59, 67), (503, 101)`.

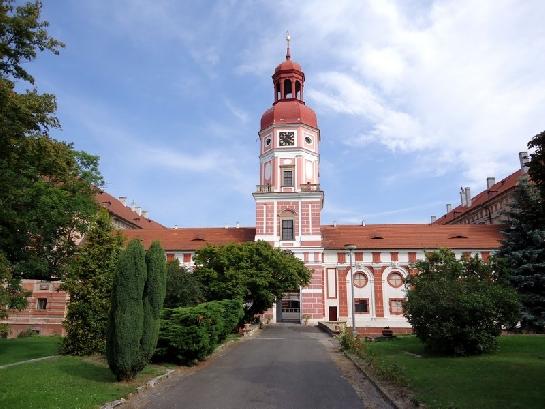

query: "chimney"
(118, 196), (127, 206)
(130, 201), (136, 211)
(235, 222), (240, 229)
(431, 216), (437, 223)
(446, 203), (452, 213)
(459, 188), (466, 206)
(464, 187), (472, 207)
(519, 151), (530, 172)
(136, 207), (142, 216)
(486, 177), (496, 189)
(173, 224), (178, 229)
(142, 210), (148, 218)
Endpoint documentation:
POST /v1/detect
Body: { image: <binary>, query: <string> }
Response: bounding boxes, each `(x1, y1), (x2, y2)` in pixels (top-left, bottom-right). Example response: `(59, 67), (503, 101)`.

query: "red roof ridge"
(433, 168), (523, 224)
(96, 190), (166, 229)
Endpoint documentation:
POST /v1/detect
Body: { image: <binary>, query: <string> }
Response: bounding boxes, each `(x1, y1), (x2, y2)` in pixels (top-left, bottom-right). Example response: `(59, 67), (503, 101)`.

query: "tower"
(253, 34), (325, 323)
(253, 34), (323, 249)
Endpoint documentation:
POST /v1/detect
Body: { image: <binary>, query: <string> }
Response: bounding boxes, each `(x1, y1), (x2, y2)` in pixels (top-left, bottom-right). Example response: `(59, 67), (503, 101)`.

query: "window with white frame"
(281, 219), (294, 241)
(389, 299), (404, 315)
(37, 298), (47, 310)
(282, 168), (294, 187)
(354, 298), (369, 313)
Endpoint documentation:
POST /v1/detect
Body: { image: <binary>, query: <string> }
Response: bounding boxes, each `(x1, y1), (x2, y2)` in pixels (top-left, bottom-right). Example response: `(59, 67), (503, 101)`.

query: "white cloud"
(240, 0), (545, 186)
(224, 98), (249, 124)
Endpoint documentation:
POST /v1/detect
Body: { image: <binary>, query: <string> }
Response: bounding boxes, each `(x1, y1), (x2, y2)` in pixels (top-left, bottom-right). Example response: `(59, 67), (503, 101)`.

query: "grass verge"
(342, 333), (545, 409)
(0, 336), (61, 366)
(0, 354), (166, 409)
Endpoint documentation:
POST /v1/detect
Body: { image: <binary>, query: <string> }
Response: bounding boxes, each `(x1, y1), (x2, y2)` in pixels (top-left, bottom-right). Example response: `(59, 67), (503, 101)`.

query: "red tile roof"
(121, 224), (502, 251)
(434, 169), (523, 224)
(321, 224), (503, 250)
(96, 191), (165, 229)
(122, 227), (256, 250)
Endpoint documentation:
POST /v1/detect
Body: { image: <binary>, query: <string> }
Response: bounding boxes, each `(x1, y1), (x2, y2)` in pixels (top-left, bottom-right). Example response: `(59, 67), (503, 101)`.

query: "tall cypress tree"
(141, 241), (167, 363)
(106, 239), (147, 381)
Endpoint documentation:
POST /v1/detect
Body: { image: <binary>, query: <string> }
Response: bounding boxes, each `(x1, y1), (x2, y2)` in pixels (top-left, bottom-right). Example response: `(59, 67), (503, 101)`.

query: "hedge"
(155, 299), (243, 364)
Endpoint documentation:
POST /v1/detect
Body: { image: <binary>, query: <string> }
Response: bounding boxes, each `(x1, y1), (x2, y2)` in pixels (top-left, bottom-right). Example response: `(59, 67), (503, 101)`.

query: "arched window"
(295, 81), (301, 99)
(284, 79), (293, 98)
(276, 82), (281, 101)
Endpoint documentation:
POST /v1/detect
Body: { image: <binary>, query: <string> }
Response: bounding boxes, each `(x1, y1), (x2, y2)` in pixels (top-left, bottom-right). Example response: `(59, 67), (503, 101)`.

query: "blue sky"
(30, 0), (545, 228)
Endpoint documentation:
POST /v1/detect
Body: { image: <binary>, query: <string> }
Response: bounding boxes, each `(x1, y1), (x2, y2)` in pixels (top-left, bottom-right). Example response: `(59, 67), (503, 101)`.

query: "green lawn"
(0, 355), (166, 409)
(0, 337), (168, 409)
(0, 336), (61, 366)
(365, 335), (545, 409)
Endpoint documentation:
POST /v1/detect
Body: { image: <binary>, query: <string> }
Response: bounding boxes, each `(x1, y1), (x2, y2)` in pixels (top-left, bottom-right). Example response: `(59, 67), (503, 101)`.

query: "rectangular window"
(281, 219), (294, 241)
(354, 299), (369, 314)
(166, 253), (175, 262)
(282, 169), (294, 187)
(37, 298), (47, 310)
(389, 299), (404, 315)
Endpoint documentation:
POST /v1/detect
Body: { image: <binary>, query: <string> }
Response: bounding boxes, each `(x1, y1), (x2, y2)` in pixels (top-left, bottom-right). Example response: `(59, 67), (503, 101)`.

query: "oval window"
(305, 136), (312, 144)
(387, 272), (403, 288)
(353, 272), (368, 288)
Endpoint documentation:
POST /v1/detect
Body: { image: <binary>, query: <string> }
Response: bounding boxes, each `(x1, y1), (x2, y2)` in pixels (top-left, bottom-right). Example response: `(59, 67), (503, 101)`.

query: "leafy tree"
(106, 239), (167, 381)
(0, 252), (30, 336)
(404, 249), (519, 355)
(0, 0), (101, 281)
(193, 241), (311, 320)
(164, 259), (204, 308)
(60, 210), (123, 355)
(141, 241), (167, 362)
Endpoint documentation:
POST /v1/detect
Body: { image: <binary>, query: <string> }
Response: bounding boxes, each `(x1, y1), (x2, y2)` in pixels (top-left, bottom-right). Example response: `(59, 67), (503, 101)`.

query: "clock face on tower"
(279, 131), (295, 146)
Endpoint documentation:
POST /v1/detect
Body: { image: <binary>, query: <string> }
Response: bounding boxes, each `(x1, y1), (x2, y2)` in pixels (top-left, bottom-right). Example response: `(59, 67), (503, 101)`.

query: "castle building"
(4, 38), (506, 337)
(124, 43), (503, 335)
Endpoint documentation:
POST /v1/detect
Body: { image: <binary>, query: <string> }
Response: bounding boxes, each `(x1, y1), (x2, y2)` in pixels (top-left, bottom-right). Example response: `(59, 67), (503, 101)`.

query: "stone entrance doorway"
(276, 291), (300, 322)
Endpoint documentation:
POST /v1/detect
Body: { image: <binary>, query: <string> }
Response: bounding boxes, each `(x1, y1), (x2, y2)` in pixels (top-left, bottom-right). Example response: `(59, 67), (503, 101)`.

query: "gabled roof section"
(321, 224), (503, 250)
(434, 169), (523, 225)
(96, 191), (165, 229)
(122, 227), (256, 250)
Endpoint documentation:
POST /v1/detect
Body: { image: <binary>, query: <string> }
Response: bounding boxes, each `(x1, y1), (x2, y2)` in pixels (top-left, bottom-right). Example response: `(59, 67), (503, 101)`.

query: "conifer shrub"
(106, 239), (147, 381)
(156, 299), (244, 364)
(141, 241), (167, 363)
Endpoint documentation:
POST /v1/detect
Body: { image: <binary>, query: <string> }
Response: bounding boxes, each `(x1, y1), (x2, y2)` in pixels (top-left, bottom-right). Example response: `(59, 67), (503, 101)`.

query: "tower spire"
(285, 31), (291, 60)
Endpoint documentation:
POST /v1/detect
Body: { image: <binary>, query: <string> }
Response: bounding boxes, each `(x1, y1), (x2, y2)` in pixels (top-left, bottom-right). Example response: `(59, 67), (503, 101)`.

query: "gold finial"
(285, 31), (291, 60)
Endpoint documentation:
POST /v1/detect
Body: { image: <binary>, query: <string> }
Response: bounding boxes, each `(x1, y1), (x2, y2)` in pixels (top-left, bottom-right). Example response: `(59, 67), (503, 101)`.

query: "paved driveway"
(129, 324), (366, 409)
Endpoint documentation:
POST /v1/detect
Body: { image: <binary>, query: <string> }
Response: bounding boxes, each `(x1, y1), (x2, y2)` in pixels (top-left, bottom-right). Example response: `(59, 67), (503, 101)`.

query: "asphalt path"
(136, 324), (365, 409)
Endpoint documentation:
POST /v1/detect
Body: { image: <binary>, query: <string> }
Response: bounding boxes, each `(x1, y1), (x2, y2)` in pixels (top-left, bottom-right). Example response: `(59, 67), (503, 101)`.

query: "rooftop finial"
(285, 31), (291, 60)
